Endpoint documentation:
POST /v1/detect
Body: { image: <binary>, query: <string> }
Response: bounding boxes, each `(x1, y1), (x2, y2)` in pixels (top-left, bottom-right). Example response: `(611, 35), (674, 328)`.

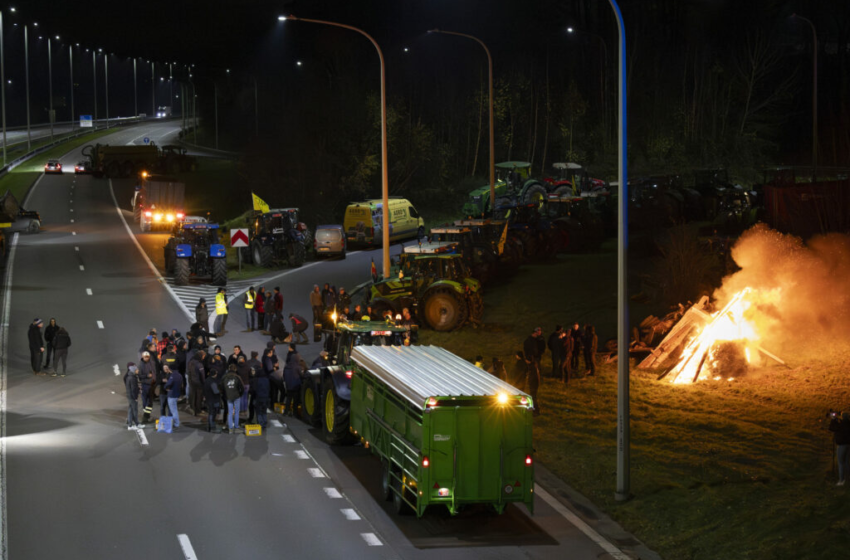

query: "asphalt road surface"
(0, 122), (645, 560)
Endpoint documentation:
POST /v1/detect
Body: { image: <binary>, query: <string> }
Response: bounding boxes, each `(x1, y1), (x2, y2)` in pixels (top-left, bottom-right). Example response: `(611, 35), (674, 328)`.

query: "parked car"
(44, 160), (63, 174)
(74, 161), (92, 174)
(314, 224), (346, 259)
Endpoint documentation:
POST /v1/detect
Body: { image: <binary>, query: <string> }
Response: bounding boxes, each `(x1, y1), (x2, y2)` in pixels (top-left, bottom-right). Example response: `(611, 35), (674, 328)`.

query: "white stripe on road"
(86, 288), (92, 295)
(72, 232), (76, 235)
(299, 446), (332, 479)
(70, 209), (73, 212)
(294, 449), (309, 459)
(75, 246), (79, 251)
(341, 508), (361, 521)
(360, 533), (383, 547)
(308, 468), (325, 478)
(113, 364), (120, 376)
(270, 419), (283, 428)
(70, 219), (74, 223)
(282, 434), (295, 443)
(535, 486), (631, 560)
(97, 321), (104, 329)
(79, 265), (84, 271)
(70, 199), (73, 203)
(108, 179), (195, 323)
(323, 488), (343, 499)
(135, 428), (149, 446)
(176, 534), (198, 560)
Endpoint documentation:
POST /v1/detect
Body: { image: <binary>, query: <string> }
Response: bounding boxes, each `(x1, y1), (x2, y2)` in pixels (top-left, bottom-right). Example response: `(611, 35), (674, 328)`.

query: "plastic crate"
(245, 424), (262, 436)
(274, 403), (285, 414)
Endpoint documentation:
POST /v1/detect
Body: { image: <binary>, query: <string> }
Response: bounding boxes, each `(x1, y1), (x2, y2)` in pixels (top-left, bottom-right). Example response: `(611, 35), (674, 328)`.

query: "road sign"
(143, 137), (150, 145)
(80, 115), (93, 128)
(230, 229), (249, 248)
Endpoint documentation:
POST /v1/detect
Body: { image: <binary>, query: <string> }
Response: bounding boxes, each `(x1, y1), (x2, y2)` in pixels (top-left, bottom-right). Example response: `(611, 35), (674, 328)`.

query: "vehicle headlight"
(154, 213), (163, 222)
(166, 214), (174, 222)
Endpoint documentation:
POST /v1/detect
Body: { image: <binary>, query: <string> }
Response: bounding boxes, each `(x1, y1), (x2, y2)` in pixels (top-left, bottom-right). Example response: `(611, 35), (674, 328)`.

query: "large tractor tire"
(523, 184), (549, 209)
(239, 246), (252, 265)
(300, 377), (322, 427)
(252, 241), (273, 268)
(322, 378), (355, 445)
(211, 258), (227, 286)
(288, 241), (306, 268)
(421, 287), (466, 332)
(174, 258), (190, 286)
(468, 292), (484, 324)
(553, 185), (573, 198)
(392, 472), (415, 515)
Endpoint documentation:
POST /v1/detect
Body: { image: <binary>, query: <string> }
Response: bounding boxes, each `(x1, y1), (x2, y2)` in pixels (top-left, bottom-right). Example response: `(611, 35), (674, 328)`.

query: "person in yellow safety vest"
(243, 286), (256, 332)
(215, 288), (229, 337)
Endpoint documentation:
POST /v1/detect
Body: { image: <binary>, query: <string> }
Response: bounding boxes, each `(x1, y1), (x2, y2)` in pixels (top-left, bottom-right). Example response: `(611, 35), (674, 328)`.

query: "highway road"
(0, 122), (651, 560)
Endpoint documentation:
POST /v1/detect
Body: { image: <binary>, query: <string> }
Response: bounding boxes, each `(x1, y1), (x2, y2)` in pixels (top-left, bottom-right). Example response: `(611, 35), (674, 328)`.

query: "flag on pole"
(370, 258), (378, 283)
(252, 192), (270, 213)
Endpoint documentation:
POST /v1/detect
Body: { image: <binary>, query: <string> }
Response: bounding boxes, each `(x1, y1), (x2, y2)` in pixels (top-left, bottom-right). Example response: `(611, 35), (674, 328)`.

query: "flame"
(668, 287), (774, 384)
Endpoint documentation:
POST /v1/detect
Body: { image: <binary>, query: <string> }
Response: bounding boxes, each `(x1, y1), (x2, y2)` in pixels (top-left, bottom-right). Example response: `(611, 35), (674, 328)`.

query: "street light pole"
(24, 24), (30, 150)
(427, 29), (495, 213)
(69, 46), (74, 130)
(151, 61), (155, 118)
(169, 62), (173, 114)
(92, 50), (97, 126)
(1, 10), (6, 166)
(284, 15), (391, 277)
(48, 37), (53, 141)
(793, 14), (818, 181)
(133, 57), (137, 117)
(214, 81), (218, 149)
(104, 54), (109, 129)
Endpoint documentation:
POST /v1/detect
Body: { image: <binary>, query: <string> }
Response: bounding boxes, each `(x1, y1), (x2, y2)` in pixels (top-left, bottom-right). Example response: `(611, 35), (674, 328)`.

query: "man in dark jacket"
(246, 351), (264, 423)
(274, 287), (284, 320)
(156, 360), (170, 418)
(28, 318), (45, 375)
(50, 327), (72, 377)
(523, 327), (543, 416)
(43, 318), (58, 368)
(203, 370), (222, 433)
(270, 314), (289, 344)
(252, 371), (271, 429)
(195, 298), (210, 332)
(124, 363), (143, 429)
(570, 323), (584, 371)
(338, 287), (351, 312)
(547, 325), (564, 378)
(222, 365), (245, 433)
(227, 345), (244, 368)
(561, 331), (574, 384)
(311, 350), (329, 369)
(164, 365), (183, 429)
(162, 344), (178, 377)
(264, 347), (283, 409)
(138, 351), (156, 423)
(236, 355), (251, 417)
(290, 312), (309, 344)
(829, 412), (850, 486)
(283, 345), (302, 417)
(187, 350), (207, 416)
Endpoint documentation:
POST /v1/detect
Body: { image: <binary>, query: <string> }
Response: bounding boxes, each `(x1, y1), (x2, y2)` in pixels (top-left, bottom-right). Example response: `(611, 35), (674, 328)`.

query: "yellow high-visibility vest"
(244, 291), (255, 309)
(215, 292), (228, 315)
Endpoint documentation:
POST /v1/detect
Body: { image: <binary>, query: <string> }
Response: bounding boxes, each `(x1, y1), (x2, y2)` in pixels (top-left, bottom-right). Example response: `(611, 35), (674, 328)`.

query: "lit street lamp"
(47, 36), (53, 140)
(426, 29), (495, 213)
(281, 14), (392, 278)
(792, 14), (818, 181)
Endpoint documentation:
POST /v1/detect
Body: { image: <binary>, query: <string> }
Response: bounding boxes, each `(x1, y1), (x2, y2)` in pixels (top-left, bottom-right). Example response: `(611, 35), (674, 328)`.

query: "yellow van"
(343, 198), (424, 247)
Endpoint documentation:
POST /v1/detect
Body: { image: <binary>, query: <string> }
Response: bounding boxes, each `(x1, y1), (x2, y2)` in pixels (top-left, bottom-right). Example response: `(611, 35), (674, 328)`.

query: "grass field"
(420, 253), (850, 560)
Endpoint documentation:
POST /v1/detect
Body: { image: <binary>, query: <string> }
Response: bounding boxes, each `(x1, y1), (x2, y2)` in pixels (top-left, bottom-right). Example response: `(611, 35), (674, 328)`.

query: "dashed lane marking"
(70, 209), (73, 212)
(282, 434), (295, 443)
(308, 468), (325, 478)
(176, 534), (198, 560)
(70, 219), (74, 223)
(341, 508), (361, 521)
(113, 364), (120, 376)
(79, 265), (84, 271)
(323, 488), (343, 499)
(72, 232), (76, 236)
(361, 533), (383, 547)
(86, 288), (92, 295)
(294, 449), (309, 459)
(270, 419), (283, 428)
(97, 321), (104, 329)
(134, 427), (149, 446)
(74, 246), (79, 251)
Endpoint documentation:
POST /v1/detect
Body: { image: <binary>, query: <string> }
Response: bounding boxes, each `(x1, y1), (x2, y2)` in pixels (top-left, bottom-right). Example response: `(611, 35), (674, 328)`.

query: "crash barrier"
(177, 129), (243, 161)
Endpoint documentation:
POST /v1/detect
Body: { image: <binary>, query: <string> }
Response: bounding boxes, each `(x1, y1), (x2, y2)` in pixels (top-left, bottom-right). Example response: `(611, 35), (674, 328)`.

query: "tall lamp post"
(92, 50), (97, 126)
(47, 36), (53, 140)
(281, 14), (391, 278)
(792, 13), (817, 181)
(1, 9), (6, 166)
(69, 45), (74, 130)
(103, 50), (109, 129)
(133, 57), (137, 117)
(426, 29), (495, 213)
(24, 23), (31, 149)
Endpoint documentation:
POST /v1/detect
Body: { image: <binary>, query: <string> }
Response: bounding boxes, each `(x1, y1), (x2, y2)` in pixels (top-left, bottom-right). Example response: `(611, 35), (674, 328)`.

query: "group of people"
(123, 324), (331, 433)
(27, 318), (72, 377)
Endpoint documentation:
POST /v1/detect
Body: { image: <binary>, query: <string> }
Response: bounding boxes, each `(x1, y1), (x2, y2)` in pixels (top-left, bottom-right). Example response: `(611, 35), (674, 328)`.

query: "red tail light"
(145, 211), (152, 217)
(422, 456), (430, 468)
(427, 397), (438, 407)
(345, 370), (353, 378)
(520, 396), (528, 406)
(176, 212), (184, 220)
(525, 455), (533, 466)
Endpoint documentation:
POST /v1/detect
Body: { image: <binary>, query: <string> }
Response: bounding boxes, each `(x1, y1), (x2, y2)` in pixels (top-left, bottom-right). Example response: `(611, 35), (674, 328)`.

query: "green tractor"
(461, 161), (550, 217)
(370, 246), (484, 332)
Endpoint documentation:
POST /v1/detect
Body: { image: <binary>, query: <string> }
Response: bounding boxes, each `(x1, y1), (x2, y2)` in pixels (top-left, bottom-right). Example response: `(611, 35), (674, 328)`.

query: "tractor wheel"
(523, 184), (548, 209)
(380, 460), (394, 502)
(106, 162), (120, 178)
(322, 378), (355, 445)
(494, 197), (512, 210)
(27, 220), (41, 234)
(553, 186), (572, 198)
(300, 377), (322, 427)
(288, 241), (306, 268)
(253, 241), (272, 268)
(174, 258), (190, 286)
(468, 292), (484, 324)
(239, 246), (252, 265)
(421, 287), (466, 332)
(212, 258), (227, 286)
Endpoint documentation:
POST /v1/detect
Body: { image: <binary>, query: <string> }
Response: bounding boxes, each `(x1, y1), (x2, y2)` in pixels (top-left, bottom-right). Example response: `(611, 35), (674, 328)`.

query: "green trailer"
(348, 345), (534, 517)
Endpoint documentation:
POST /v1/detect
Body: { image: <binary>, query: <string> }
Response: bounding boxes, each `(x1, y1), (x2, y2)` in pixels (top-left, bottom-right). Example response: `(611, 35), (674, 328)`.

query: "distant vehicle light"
(520, 396), (529, 406)
(141, 171), (148, 178)
(427, 397), (438, 407)
(370, 331), (391, 336)
(176, 212), (184, 219)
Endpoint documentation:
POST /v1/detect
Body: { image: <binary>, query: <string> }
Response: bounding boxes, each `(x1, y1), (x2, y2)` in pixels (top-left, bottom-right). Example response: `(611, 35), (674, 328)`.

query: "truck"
(82, 143), (197, 178)
(131, 174), (186, 232)
(156, 106), (172, 118)
(301, 320), (535, 517)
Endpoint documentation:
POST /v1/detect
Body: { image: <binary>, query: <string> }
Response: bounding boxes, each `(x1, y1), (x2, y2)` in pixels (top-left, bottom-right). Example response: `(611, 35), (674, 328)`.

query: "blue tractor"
(164, 222), (228, 286)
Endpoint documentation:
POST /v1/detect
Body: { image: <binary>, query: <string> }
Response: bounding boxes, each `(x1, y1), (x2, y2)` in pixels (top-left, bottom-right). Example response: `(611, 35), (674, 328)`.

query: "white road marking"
(108, 179), (195, 322)
(270, 419), (283, 428)
(308, 468), (325, 478)
(294, 449), (309, 460)
(70, 219), (74, 223)
(113, 364), (120, 376)
(79, 265), (84, 271)
(272, 453), (284, 457)
(535, 486), (631, 560)
(323, 488), (343, 499)
(282, 434), (295, 443)
(97, 321), (104, 329)
(70, 199), (73, 203)
(361, 533), (383, 547)
(176, 534), (198, 560)
(299, 446), (332, 479)
(341, 508), (361, 521)
(69, 209), (73, 212)
(135, 428), (149, 446)
(74, 246), (79, 251)
(86, 288), (92, 295)
(72, 232), (76, 236)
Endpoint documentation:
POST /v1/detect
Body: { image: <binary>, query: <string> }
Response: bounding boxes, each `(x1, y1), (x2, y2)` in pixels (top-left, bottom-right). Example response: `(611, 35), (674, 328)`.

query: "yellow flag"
(252, 192), (270, 213)
(497, 221), (509, 256)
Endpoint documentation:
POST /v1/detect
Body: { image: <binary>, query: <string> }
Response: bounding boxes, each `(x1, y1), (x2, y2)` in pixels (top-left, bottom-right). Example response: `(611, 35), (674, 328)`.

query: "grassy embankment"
(0, 128), (118, 201)
(420, 251), (850, 560)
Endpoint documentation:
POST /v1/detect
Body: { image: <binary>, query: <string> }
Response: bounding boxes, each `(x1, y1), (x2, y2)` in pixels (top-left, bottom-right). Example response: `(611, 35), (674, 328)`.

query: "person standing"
(570, 322), (584, 372)
(138, 351), (156, 423)
(523, 327), (543, 416)
(310, 285), (323, 326)
(236, 355), (251, 418)
(255, 286), (266, 334)
(28, 319), (45, 375)
(511, 351), (527, 391)
(311, 350), (330, 369)
(50, 327), (72, 377)
(187, 350), (207, 416)
(548, 325), (564, 378)
(584, 324), (598, 377)
(227, 345), (244, 369)
(124, 363), (143, 429)
(290, 312), (309, 345)
(273, 287), (284, 320)
(561, 329), (574, 384)
(338, 287), (351, 312)
(214, 287), (229, 337)
(487, 357), (507, 381)
(264, 289), (275, 332)
(265, 347), (283, 409)
(270, 314), (289, 344)
(244, 287), (256, 332)
(203, 370), (222, 433)
(222, 365), (245, 433)
(829, 412), (850, 486)
(165, 365), (183, 430)
(283, 344), (302, 417)
(252, 367), (271, 429)
(43, 318), (58, 369)
(195, 297), (210, 333)
(246, 351), (263, 423)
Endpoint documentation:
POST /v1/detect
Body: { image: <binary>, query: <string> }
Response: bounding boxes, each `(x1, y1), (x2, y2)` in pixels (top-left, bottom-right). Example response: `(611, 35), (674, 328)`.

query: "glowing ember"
(667, 287), (773, 384)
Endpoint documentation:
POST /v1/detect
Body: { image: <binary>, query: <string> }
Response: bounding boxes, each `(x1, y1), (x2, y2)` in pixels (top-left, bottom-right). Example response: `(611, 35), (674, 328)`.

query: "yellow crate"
(274, 403), (285, 414)
(245, 424), (262, 436)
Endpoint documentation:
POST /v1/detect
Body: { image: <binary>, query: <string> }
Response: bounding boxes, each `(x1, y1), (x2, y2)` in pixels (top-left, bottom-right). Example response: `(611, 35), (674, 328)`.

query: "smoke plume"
(714, 224), (850, 353)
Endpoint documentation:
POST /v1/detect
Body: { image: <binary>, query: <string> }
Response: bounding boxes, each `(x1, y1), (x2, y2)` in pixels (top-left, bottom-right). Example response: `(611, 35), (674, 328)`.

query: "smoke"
(713, 224), (850, 353)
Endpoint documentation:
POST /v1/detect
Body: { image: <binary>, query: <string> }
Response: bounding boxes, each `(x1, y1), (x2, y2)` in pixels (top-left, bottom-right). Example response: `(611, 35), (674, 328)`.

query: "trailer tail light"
(438, 488), (450, 497)
(176, 212), (184, 220)
(525, 455), (533, 466)
(145, 211), (152, 217)
(345, 370), (353, 379)
(520, 396), (528, 406)
(422, 456), (430, 468)
(427, 397), (438, 407)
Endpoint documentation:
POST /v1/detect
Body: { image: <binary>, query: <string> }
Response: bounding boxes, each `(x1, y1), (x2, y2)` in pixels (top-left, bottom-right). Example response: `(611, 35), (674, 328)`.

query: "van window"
(408, 206), (419, 219)
(317, 229), (342, 241)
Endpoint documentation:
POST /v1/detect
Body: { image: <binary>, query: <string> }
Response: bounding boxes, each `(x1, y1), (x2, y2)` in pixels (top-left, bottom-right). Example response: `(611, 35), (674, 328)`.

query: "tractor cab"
(325, 320), (410, 367)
